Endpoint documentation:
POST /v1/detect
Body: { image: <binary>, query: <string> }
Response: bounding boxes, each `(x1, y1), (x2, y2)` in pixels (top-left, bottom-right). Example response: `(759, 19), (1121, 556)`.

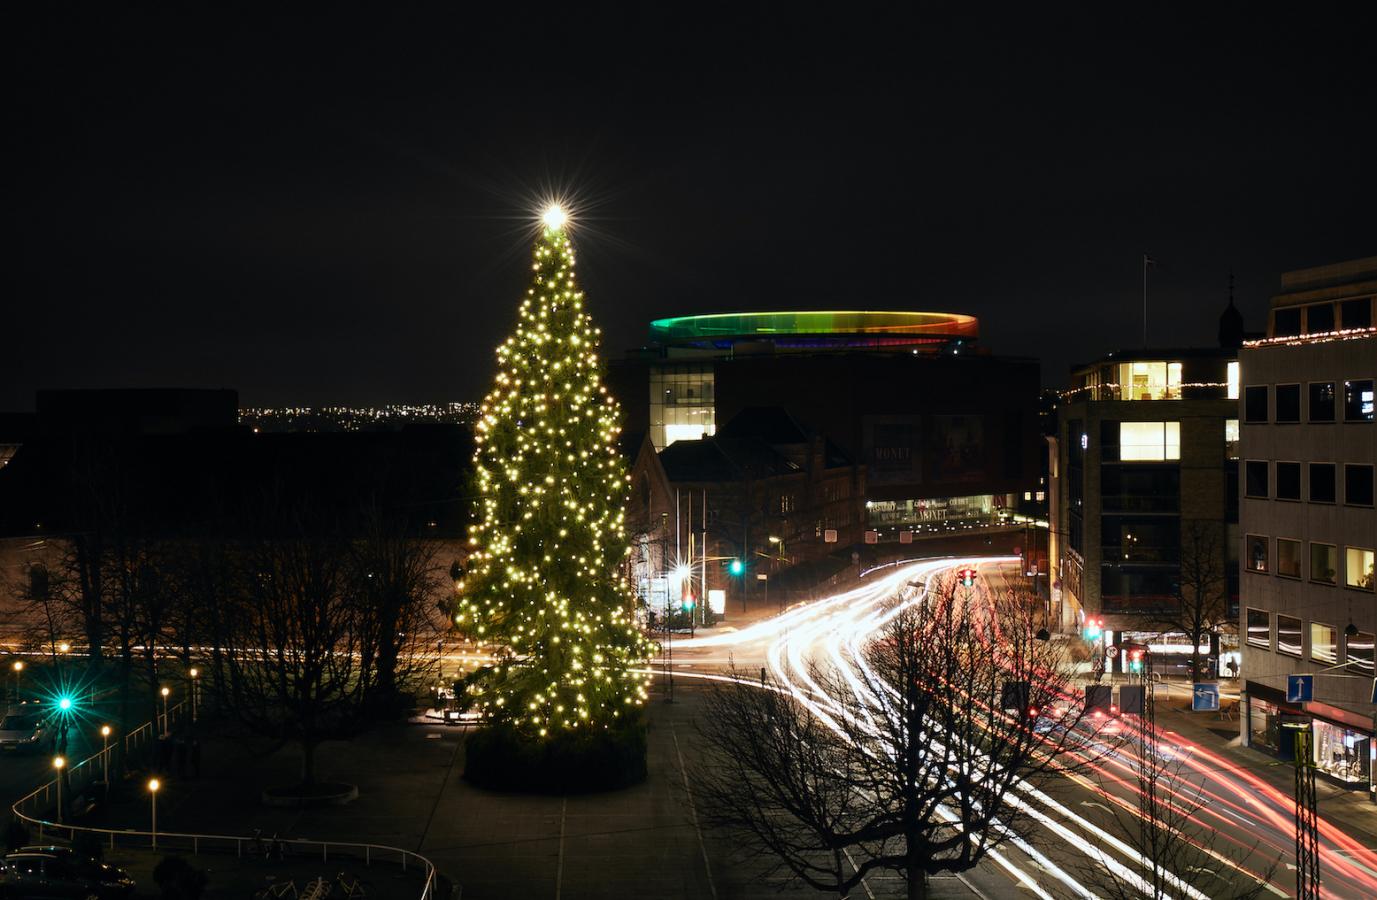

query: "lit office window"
(1224, 419), (1239, 459)
(1310, 623), (1338, 663)
(1117, 361), (1182, 400)
(1245, 534), (1269, 573)
(1346, 380), (1375, 422)
(1226, 361), (1239, 400)
(1346, 546), (1375, 592)
(1118, 421), (1180, 461)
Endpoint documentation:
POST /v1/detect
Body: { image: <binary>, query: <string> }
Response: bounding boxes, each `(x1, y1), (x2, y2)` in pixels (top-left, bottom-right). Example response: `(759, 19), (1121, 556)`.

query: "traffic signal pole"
(1294, 730), (1320, 898)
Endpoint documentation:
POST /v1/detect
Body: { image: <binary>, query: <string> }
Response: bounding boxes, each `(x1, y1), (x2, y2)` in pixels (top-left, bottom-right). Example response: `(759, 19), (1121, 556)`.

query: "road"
(658, 555), (1377, 899)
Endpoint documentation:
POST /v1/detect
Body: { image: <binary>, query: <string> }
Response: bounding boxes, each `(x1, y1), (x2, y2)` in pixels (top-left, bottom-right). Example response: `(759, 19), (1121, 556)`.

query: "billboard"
(862, 415), (921, 485)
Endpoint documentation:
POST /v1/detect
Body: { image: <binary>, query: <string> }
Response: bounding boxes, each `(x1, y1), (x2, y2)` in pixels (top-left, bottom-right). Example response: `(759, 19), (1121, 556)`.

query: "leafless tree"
(694, 577), (1101, 899)
(1159, 520), (1230, 682)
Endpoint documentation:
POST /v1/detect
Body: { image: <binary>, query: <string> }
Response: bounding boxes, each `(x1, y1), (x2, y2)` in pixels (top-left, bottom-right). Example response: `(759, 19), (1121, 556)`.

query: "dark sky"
(11, 6), (1376, 410)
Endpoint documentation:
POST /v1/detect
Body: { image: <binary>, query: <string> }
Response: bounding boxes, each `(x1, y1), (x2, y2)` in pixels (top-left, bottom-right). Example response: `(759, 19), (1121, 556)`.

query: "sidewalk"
(77, 685), (1000, 899)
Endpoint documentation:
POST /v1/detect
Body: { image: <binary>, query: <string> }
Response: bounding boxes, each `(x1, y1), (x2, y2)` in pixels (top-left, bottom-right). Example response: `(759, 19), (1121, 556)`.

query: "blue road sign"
(1192, 683), (1220, 712)
(1286, 674), (1313, 703)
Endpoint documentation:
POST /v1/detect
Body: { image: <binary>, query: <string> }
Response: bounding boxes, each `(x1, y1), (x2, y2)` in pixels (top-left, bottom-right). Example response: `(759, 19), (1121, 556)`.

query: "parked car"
(0, 848), (135, 899)
(0, 703), (52, 753)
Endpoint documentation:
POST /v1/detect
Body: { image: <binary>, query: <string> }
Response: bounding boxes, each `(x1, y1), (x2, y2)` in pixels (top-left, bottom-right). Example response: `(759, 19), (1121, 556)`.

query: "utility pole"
(1295, 728), (1320, 898)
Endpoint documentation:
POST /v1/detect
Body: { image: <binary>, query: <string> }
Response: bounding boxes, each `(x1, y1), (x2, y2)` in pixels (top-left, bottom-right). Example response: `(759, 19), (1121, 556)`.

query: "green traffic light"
(728, 559), (744, 576)
(58, 697), (73, 712)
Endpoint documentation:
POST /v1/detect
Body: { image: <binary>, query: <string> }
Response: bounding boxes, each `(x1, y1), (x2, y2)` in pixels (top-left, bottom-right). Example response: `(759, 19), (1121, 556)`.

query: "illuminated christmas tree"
(458, 205), (651, 737)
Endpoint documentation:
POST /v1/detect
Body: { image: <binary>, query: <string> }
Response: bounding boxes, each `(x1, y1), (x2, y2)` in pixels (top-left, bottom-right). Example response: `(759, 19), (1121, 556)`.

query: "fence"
(11, 700), (440, 900)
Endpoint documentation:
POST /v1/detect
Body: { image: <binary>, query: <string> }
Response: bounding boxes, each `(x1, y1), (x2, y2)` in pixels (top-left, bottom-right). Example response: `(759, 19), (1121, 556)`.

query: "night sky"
(11, 6), (1375, 411)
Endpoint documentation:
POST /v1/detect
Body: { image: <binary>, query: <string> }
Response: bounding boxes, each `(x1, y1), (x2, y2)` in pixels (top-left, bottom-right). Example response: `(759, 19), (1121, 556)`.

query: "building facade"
(1051, 341), (1241, 666)
(1238, 257), (1376, 791)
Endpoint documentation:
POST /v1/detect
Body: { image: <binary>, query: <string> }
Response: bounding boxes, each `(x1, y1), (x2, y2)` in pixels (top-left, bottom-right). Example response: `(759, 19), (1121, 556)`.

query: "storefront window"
(1313, 719), (1370, 786)
(1309, 622), (1337, 663)
(1276, 615), (1302, 656)
(1347, 546), (1376, 591)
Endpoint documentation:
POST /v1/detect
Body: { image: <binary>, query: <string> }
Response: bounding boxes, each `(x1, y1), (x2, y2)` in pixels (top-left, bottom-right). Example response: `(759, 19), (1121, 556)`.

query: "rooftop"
(648, 310), (978, 349)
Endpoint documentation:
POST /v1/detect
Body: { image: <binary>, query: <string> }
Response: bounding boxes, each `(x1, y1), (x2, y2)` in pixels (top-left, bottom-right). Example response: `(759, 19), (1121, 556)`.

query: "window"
(1341, 297), (1372, 329)
(1309, 463), (1336, 503)
(1310, 543), (1337, 585)
(1346, 546), (1375, 591)
(1273, 307), (1302, 338)
(1275, 384), (1300, 422)
(1116, 361), (1182, 400)
(1244, 460), (1268, 498)
(1226, 361), (1239, 400)
(1347, 631), (1376, 677)
(1245, 534), (1269, 573)
(1246, 608), (1271, 649)
(1224, 419), (1239, 458)
(1276, 614), (1302, 656)
(1346, 379), (1375, 422)
(1276, 462), (1300, 500)
(1345, 464), (1374, 506)
(1244, 386), (1268, 423)
(1310, 622), (1338, 663)
(1118, 422), (1180, 461)
(1309, 382), (1336, 422)
(1305, 303), (1335, 334)
(1277, 539), (1302, 578)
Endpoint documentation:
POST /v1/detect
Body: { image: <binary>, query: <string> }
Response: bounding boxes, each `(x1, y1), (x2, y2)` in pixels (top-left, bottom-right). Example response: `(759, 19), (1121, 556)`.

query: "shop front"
(1243, 684), (1373, 791)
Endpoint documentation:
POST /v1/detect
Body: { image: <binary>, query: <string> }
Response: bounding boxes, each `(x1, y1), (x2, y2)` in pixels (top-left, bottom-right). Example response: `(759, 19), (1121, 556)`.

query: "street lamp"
(100, 726), (111, 783)
(10, 660), (23, 702)
(147, 778), (161, 848)
(189, 668), (200, 722)
(57, 641), (70, 654)
(53, 756), (66, 823)
(160, 686), (170, 734)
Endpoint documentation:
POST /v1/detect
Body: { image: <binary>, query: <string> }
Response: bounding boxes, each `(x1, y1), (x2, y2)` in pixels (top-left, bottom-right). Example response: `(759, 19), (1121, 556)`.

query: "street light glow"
(160, 686), (170, 698)
(189, 667), (199, 678)
(147, 778), (160, 792)
(53, 756), (65, 770)
(11, 661), (23, 672)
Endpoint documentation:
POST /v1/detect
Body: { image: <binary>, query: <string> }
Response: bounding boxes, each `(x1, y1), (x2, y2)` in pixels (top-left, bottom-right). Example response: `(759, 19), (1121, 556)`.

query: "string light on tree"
(457, 203), (651, 737)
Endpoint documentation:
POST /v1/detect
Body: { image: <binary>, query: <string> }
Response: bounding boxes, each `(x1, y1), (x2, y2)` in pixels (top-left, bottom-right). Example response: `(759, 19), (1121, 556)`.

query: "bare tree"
(1159, 520), (1230, 682)
(208, 504), (438, 787)
(695, 578), (1099, 899)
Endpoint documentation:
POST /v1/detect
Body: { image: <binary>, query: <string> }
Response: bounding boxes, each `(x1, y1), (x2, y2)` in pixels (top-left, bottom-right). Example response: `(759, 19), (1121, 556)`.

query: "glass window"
(1244, 460), (1268, 498)
(1276, 462), (1300, 500)
(1275, 384), (1300, 422)
(1309, 382), (1336, 422)
(1224, 419), (1239, 459)
(1277, 539), (1302, 578)
(1245, 608), (1271, 648)
(1341, 297), (1372, 329)
(1273, 307), (1302, 338)
(1117, 361), (1182, 401)
(1309, 463), (1336, 503)
(1310, 543), (1338, 585)
(1276, 614), (1302, 656)
(1245, 534), (1269, 573)
(1348, 631), (1375, 677)
(1244, 385), (1268, 423)
(1346, 379), (1375, 422)
(1118, 421), (1180, 461)
(1346, 547), (1375, 591)
(1346, 464), (1374, 506)
(1305, 303), (1335, 334)
(1310, 622), (1338, 663)
(1226, 361), (1239, 400)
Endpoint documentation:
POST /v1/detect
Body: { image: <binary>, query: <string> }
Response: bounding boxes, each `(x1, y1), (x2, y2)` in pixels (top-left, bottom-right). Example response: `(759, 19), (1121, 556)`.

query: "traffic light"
(681, 593), (695, 612)
(957, 567), (977, 587)
(1127, 649), (1144, 674)
(57, 696), (74, 713)
(1081, 617), (1103, 641)
(728, 558), (744, 576)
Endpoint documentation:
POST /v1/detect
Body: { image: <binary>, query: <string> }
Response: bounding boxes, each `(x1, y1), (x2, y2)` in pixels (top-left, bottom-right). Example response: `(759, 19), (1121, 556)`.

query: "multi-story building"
(1050, 302), (1244, 669)
(1238, 257), (1376, 792)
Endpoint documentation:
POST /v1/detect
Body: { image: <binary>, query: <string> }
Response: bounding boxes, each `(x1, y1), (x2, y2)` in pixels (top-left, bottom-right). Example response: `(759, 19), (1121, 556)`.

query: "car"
(0, 849), (135, 899)
(0, 703), (52, 753)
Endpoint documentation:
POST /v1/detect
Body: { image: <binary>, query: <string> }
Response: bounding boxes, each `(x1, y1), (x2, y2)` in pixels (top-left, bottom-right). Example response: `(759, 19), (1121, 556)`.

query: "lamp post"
(188, 668), (200, 722)
(160, 686), (170, 734)
(53, 756), (66, 823)
(147, 778), (161, 848)
(100, 726), (111, 783)
(10, 660), (22, 702)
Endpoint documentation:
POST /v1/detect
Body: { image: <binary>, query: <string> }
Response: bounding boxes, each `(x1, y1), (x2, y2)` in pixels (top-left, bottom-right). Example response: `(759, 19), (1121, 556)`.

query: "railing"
(11, 701), (441, 900)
